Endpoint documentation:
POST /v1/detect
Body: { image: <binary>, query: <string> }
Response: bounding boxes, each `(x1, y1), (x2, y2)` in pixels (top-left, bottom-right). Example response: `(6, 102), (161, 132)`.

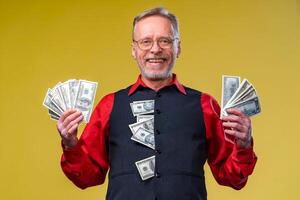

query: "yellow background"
(1, 0), (299, 199)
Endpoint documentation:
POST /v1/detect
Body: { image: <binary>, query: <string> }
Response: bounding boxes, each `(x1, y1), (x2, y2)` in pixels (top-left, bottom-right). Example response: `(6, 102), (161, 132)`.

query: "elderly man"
(57, 7), (257, 200)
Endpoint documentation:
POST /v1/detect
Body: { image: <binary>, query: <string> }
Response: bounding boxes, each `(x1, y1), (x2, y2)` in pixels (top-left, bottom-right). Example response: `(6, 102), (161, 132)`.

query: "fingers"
(55, 109), (82, 149)
(62, 111), (82, 128)
(61, 115), (82, 134)
(223, 108), (251, 127)
(222, 108), (252, 147)
(56, 109), (83, 136)
(68, 123), (79, 134)
(226, 108), (246, 117)
(223, 108), (245, 119)
(57, 110), (76, 131)
(222, 121), (248, 133)
(65, 114), (84, 131)
(58, 109), (78, 124)
(223, 114), (243, 124)
(222, 120), (250, 142)
(224, 128), (250, 142)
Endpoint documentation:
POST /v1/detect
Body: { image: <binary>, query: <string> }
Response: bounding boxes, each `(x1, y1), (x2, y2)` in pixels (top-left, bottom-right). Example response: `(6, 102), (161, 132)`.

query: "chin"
(141, 69), (172, 80)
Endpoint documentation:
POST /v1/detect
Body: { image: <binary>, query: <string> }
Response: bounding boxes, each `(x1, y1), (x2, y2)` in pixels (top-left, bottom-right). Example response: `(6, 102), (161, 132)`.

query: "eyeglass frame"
(132, 37), (179, 50)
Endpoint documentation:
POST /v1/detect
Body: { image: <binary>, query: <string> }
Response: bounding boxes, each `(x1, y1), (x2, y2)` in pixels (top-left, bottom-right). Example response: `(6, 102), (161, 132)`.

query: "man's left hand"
(222, 108), (252, 148)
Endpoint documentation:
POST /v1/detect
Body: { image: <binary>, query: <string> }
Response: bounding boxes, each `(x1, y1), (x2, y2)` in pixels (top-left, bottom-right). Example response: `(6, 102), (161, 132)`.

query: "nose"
(150, 41), (162, 54)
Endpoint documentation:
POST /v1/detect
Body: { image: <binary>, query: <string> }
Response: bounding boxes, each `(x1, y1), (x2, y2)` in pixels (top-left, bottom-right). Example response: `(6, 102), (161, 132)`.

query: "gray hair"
(132, 7), (180, 39)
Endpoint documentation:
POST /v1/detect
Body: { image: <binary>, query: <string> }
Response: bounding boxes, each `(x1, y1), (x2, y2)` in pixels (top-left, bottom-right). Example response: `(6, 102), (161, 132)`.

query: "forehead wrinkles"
(133, 16), (175, 39)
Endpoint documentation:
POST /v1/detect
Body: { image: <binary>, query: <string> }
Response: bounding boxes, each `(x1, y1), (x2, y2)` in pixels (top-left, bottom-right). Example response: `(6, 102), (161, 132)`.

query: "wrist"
(62, 137), (78, 150)
(236, 137), (252, 149)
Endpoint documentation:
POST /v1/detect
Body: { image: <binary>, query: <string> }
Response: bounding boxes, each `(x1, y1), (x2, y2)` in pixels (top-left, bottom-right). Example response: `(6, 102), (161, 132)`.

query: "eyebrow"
(139, 36), (173, 40)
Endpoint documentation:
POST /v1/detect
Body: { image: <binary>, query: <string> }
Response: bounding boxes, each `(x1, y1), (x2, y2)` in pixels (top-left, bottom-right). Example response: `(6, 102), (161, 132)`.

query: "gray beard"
(138, 63), (174, 81)
(141, 70), (172, 80)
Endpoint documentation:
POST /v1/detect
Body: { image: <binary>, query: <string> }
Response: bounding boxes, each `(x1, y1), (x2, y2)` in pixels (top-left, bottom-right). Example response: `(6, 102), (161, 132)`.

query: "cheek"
(167, 52), (175, 62)
(137, 52), (146, 63)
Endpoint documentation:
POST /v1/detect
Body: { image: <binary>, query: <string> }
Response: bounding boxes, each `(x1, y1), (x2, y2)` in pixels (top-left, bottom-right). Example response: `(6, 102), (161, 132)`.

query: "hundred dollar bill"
(68, 79), (79, 108)
(43, 89), (63, 116)
(50, 113), (59, 121)
(137, 115), (154, 123)
(74, 80), (98, 122)
(225, 79), (251, 108)
(135, 156), (155, 181)
(48, 109), (60, 118)
(130, 100), (155, 116)
(54, 83), (67, 110)
(229, 86), (257, 107)
(50, 84), (66, 112)
(225, 96), (261, 117)
(57, 81), (72, 110)
(131, 127), (155, 149)
(221, 75), (240, 109)
(129, 117), (154, 134)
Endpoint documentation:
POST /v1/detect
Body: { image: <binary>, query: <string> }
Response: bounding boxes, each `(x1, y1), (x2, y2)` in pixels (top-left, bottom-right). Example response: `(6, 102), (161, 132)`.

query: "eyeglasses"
(133, 37), (178, 50)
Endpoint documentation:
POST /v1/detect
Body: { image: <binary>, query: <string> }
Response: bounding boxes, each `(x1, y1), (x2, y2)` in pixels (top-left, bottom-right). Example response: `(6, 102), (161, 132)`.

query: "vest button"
(156, 109), (161, 114)
(156, 149), (161, 154)
(156, 93), (161, 98)
(156, 172), (161, 178)
(155, 129), (160, 135)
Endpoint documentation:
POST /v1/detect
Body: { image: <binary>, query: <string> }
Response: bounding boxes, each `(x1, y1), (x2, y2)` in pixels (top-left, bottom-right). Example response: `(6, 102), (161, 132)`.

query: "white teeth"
(147, 58), (165, 63)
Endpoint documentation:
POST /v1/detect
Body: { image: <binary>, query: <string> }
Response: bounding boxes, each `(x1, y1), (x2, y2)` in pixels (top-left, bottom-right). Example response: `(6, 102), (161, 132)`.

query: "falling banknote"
(135, 155), (156, 181)
(131, 127), (155, 149)
(130, 100), (155, 116)
(129, 99), (156, 180)
(43, 79), (98, 123)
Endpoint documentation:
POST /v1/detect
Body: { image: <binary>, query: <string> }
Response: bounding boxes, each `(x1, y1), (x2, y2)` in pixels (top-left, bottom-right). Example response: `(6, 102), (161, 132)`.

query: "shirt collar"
(128, 73), (187, 96)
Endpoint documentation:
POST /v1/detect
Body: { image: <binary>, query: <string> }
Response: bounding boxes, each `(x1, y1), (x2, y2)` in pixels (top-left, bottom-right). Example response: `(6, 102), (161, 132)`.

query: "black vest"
(107, 85), (207, 200)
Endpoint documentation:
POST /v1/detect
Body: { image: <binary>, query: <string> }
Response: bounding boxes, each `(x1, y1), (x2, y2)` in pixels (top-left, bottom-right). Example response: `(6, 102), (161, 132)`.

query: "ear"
(176, 40), (181, 58)
(131, 42), (137, 59)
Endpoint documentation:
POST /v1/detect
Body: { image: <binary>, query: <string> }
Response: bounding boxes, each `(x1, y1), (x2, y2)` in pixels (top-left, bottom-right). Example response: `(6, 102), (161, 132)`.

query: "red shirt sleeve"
(60, 93), (114, 189)
(201, 93), (257, 190)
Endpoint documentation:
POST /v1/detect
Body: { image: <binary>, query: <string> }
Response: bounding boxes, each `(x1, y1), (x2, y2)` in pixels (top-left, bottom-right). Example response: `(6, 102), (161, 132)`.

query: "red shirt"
(61, 75), (257, 190)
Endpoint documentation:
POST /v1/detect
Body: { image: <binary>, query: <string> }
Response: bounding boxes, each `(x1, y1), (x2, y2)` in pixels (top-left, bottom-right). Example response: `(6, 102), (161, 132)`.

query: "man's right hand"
(57, 109), (84, 149)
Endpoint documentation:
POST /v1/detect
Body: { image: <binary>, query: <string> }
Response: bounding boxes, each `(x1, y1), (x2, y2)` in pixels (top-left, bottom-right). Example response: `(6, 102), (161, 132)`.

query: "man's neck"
(141, 75), (173, 92)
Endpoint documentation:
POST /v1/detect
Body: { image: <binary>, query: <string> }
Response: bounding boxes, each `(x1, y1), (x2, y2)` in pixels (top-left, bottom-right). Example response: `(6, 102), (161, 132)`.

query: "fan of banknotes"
(42, 79), (98, 123)
(129, 100), (156, 181)
(221, 75), (261, 119)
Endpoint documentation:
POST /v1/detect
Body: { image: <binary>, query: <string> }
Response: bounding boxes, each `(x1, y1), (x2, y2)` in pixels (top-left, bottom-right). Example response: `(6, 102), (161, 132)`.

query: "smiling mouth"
(145, 58), (167, 63)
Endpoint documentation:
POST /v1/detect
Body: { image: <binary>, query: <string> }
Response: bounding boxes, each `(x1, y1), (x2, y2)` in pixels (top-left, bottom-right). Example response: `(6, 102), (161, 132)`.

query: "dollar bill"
(229, 86), (256, 107)
(129, 117), (154, 134)
(43, 89), (63, 116)
(50, 113), (60, 121)
(48, 109), (60, 118)
(137, 115), (154, 122)
(221, 76), (261, 117)
(225, 96), (261, 117)
(74, 80), (98, 122)
(54, 83), (67, 110)
(130, 100), (155, 116)
(69, 79), (79, 108)
(43, 79), (98, 123)
(131, 127), (155, 149)
(135, 156), (155, 181)
(50, 84), (66, 112)
(57, 81), (72, 110)
(221, 75), (261, 143)
(221, 75), (240, 109)
(225, 79), (251, 108)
